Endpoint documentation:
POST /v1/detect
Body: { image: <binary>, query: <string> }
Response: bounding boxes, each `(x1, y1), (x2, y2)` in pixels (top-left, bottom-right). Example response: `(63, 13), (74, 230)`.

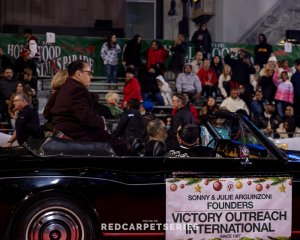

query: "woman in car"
(145, 118), (168, 156)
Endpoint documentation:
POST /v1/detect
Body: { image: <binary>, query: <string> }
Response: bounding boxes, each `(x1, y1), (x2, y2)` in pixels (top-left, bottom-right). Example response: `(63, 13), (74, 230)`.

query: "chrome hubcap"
(25, 206), (84, 240)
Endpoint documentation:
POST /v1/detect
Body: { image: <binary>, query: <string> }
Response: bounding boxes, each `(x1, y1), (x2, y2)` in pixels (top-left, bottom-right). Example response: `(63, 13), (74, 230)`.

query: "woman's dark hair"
(177, 124), (199, 145)
(107, 34), (116, 49)
(132, 34), (141, 43)
(129, 34), (142, 51)
(151, 40), (163, 49)
(67, 60), (87, 76)
(17, 81), (30, 95)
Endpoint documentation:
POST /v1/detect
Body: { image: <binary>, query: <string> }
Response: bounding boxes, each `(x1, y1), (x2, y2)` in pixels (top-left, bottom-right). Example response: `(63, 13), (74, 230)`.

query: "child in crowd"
(156, 75), (172, 105)
(197, 58), (218, 98)
(280, 104), (296, 138)
(251, 90), (264, 119)
(105, 92), (123, 119)
(199, 96), (219, 116)
(276, 121), (291, 139)
(274, 71), (294, 118)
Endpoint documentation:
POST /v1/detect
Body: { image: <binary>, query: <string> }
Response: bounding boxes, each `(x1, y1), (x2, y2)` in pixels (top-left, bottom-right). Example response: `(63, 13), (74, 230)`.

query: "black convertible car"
(0, 112), (299, 240)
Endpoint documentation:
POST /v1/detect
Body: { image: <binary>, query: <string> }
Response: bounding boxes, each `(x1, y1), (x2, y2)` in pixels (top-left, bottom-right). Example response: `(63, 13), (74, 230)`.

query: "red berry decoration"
(256, 183), (263, 192)
(265, 184), (270, 189)
(204, 180), (209, 185)
(247, 180), (252, 185)
(180, 184), (185, 189)
(213, 181), (222, 191)
(170, 183), (178, 191)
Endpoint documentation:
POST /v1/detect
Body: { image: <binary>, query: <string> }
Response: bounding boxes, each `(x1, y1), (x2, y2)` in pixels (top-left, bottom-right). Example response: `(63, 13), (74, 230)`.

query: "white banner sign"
(166, 177), (292, 240)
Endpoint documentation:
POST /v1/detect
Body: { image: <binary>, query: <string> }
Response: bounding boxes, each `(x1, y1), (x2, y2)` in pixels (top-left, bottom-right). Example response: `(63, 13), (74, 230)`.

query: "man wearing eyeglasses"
(50, 60), (128, 156)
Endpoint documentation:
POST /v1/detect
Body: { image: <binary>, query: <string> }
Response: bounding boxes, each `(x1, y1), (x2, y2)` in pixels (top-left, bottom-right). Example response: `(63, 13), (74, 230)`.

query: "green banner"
(0, 33), (299, 78)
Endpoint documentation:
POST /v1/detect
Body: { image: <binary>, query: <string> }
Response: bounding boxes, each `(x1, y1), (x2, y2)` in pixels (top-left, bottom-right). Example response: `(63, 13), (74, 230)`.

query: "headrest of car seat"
(131, 138), (145, 156)
(24, 136), (116, 157)
(152, 141), (167, 157)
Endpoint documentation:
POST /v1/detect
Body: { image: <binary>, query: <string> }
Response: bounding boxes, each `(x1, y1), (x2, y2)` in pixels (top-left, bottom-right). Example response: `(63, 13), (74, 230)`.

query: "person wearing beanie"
(23, 28), (40, 61)
(268, 56), (277, 63)
(259, 55), (278, 77)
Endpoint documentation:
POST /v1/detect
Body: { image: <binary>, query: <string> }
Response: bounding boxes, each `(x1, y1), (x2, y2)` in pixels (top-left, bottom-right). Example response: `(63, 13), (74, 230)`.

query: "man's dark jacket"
(51, 77), (106, 140)
(16, 105), (40, 145)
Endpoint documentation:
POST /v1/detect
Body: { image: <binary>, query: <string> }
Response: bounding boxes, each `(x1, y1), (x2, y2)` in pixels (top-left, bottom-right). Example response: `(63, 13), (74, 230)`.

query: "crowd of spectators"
(0, 27), (300, 157)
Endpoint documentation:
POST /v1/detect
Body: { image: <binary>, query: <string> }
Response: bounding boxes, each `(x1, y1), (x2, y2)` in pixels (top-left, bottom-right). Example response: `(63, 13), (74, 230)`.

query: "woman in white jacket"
(156, 75), (173, 105)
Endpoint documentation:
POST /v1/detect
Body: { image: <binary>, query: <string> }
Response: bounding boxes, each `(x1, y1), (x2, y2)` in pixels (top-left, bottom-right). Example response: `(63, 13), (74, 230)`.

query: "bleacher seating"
(37, 75), (222, 119)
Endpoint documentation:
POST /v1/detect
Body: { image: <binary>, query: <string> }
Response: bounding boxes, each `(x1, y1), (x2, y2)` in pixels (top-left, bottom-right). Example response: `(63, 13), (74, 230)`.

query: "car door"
(164, 115), (292, 240)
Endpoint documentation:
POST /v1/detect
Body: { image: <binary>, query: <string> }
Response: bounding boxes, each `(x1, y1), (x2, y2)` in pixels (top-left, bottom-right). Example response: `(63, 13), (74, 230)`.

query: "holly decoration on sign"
(252, 177), (289, 185)
(167, 177), (291, 193)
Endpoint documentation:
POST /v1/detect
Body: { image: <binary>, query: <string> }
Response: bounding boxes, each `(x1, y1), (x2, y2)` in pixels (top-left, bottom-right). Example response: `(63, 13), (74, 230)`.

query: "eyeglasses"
(82, 70), (93, 76)
(13, 99), (23, 102)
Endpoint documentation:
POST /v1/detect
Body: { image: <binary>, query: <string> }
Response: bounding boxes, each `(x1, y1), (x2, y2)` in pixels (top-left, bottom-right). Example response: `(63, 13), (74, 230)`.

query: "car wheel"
(12, 196), (96, 240)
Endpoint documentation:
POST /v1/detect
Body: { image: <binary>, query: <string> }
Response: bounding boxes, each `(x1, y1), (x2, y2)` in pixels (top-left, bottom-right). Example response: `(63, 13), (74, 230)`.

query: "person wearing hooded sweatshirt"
(191, 23), (212, 58)
(156, 75), (172, 105)
(254, 33), (273, 68)
(175, 63), (202, 103)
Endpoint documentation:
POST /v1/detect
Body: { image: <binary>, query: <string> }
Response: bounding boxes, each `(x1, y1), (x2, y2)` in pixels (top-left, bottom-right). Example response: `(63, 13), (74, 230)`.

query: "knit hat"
(143, 101), (154, 111)
(268, 56), (277, 62)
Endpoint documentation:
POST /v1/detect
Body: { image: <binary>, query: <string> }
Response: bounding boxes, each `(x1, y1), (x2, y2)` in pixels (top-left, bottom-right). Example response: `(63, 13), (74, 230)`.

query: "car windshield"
(200, 114), (284, 159)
